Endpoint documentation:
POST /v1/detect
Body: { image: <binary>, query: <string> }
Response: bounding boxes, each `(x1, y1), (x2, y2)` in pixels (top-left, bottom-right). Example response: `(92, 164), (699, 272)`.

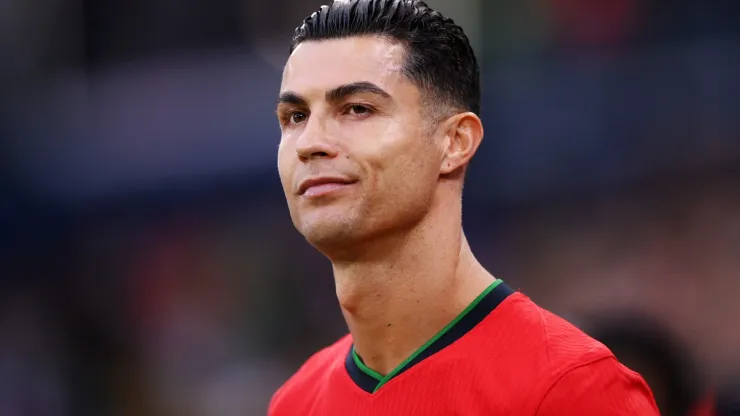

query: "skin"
(276, 35), (495, 376)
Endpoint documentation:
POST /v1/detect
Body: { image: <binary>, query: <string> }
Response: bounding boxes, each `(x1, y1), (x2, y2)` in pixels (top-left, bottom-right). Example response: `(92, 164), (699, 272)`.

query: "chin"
(297, 215), (365, 252)
(301, 221), (358, 245)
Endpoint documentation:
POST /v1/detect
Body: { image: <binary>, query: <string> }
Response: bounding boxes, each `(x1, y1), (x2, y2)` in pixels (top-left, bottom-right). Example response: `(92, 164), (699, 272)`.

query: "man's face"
(277, 36), (444, 251)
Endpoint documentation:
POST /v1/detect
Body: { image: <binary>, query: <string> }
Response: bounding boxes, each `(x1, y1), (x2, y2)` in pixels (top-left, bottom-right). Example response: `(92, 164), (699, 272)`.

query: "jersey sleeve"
(536, 357), (660, 416)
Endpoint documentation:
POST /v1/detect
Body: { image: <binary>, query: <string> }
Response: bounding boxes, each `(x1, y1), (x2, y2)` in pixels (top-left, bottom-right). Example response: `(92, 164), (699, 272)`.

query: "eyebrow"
(325, 82), (391, 103)
(277, 81), (392, 108)
(277, 92), (307, 108)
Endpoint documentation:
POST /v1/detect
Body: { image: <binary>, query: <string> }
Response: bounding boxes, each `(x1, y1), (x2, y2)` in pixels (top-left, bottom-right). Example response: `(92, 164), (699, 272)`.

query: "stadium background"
(1, 0), (739, 414)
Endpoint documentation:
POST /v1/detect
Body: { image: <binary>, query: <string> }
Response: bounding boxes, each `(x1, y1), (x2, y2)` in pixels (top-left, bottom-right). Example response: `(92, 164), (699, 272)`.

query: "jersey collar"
(345, 280), (515, 393)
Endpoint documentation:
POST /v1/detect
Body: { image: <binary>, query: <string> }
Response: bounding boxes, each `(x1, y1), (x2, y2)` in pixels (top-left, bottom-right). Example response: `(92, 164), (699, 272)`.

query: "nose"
(295, 116), (339, 161)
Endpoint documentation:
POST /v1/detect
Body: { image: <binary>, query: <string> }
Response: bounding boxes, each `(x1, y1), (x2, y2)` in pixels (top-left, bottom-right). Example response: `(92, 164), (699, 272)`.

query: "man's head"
(276, 0), (482, 257)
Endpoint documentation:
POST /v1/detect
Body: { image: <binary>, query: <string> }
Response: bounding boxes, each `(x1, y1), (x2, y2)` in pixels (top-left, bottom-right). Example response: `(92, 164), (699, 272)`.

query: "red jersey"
(269, 281), (659, 415)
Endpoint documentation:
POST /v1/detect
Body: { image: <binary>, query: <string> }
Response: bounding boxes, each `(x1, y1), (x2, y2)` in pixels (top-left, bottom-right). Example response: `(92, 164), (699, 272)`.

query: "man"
(269, 0), (659, 414)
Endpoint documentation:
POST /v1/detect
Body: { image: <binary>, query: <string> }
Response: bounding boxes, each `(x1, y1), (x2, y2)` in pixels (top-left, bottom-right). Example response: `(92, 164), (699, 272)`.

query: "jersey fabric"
(268, 281), (660, 415)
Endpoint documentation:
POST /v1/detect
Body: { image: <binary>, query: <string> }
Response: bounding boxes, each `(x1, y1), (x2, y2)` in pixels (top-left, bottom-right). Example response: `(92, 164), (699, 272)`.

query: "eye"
(349, 105), (369, 115)
(286, 111), (307, 125)
(346, 104), (373, 117)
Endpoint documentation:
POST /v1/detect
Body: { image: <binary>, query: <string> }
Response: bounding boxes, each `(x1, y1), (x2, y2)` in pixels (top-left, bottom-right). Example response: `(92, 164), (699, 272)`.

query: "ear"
(439, 112), (484, 175)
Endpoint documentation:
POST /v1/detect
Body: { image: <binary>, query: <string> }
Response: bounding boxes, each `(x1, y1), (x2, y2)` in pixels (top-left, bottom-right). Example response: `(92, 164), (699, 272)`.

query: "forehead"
(281, 36), (416, 99)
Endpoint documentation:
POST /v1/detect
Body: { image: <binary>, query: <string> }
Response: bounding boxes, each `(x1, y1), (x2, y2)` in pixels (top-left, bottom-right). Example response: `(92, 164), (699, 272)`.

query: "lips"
(297, 176), (357, 196)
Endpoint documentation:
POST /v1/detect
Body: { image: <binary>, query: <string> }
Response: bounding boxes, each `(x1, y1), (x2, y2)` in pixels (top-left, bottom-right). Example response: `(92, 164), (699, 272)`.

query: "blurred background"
(1, 0), (739, 414)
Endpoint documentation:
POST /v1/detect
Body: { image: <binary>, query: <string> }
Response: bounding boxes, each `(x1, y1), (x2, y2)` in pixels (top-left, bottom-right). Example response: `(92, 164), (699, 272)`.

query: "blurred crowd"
(1, 0), (739, 415)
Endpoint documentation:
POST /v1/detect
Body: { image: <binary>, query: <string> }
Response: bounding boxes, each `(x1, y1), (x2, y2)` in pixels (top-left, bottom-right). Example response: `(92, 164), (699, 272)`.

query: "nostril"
(296, 145), (336, 160)
(298, 151), (329, 162)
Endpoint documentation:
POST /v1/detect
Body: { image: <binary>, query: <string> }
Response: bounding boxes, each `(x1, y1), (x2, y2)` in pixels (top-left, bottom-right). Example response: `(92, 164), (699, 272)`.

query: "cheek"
(371, 140), (436, 198)
(277, 141), (294, 191)
(371, 122), (420, 163)
(377, 125), (434, 170)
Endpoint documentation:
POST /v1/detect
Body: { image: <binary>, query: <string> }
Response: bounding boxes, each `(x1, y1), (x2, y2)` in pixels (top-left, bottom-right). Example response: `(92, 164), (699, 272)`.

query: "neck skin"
(331, 186), (496, 376)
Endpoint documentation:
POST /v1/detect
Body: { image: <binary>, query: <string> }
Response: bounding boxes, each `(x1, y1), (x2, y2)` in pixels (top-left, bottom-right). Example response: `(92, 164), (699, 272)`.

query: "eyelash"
(342, 103), (375, 117)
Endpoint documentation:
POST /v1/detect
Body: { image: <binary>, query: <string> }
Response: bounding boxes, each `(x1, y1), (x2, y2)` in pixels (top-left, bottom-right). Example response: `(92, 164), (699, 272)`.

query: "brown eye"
(289, 111), (307, 124)
(348, 105), (370, 116)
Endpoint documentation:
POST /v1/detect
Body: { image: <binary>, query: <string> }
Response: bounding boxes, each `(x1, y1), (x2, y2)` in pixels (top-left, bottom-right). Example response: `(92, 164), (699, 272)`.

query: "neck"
(332, 197), (495, 376)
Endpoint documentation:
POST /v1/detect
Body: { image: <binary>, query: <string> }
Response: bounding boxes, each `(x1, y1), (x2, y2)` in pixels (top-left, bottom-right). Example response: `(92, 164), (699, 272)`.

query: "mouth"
(298, 177), (358, 197)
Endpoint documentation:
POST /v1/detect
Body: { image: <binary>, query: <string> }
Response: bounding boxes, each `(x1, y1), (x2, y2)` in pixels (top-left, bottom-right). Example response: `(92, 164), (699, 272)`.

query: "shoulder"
(536, 301), (615, 369)
(463, 293), (617, 398)
(495, 293), (614, 371)
(499, 294), (659, 414)
(535, 356), (660, 415)
(268, 334), (352, 415)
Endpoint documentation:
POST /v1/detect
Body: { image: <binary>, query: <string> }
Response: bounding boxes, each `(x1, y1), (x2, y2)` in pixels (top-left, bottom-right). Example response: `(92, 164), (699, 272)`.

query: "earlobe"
(439, 112), (483, 175)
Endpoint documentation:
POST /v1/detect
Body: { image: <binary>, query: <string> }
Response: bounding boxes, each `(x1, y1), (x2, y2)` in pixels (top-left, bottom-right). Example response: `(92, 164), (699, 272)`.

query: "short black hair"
(290, 0), (480, 116)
